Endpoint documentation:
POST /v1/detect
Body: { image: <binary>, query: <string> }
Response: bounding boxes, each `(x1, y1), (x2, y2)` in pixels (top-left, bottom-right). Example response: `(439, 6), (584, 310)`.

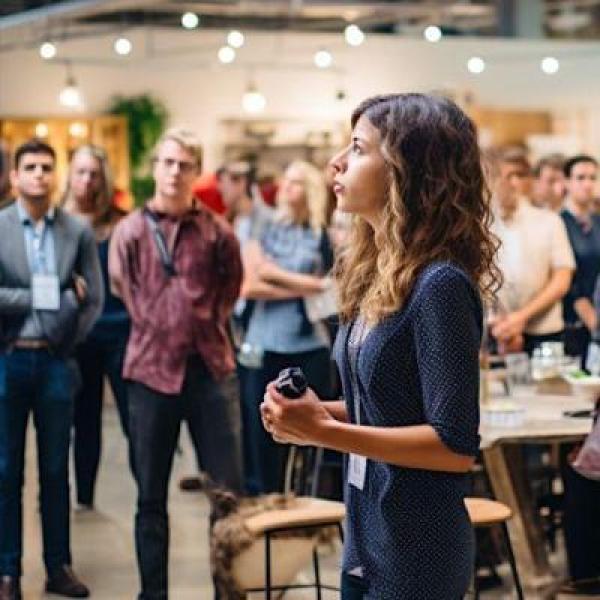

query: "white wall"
(2, 28), (600, 168)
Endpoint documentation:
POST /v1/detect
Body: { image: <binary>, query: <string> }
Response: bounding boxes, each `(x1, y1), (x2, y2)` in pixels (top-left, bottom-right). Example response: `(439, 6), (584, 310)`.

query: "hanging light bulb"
(39, 42), (57, 59)
(467, 56), (486, 74)
(314, 49), (333, 69)
(114, 36), (132, 56)
(541, 56), (559, 74)
(218, 46), (236, 64)
(242, 83), (266, 114)
(227, 30), (245, 48)
(424, 25), (442, 42)
(59, 69), (84, 110)
(181, 12), (199, 29)
(344, 24), (365, 47)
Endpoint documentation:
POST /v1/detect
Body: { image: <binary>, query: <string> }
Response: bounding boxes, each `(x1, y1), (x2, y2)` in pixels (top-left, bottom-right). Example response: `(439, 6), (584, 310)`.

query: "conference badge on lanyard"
(32, 274), (60, 311)
(348, 453), (367, 490)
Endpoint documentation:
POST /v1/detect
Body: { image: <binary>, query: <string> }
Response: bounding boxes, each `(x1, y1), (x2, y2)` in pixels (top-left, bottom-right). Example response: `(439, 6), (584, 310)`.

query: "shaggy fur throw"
(203, 477), (335, 599)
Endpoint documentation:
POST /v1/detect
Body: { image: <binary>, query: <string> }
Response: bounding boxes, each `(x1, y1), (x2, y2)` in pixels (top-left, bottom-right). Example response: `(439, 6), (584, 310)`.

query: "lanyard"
(348, 318), (368, 426)
(144, 208), (177, 277)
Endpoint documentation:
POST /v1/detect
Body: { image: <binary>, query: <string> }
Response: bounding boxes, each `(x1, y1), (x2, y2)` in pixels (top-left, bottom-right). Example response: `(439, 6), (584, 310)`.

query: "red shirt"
(109, 202), (242, 394)
(193, 173), (226, 215)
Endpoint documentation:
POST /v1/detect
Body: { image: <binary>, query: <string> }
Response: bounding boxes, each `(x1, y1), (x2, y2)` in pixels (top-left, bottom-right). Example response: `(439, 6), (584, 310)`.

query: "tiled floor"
(17, 404), (597, 599)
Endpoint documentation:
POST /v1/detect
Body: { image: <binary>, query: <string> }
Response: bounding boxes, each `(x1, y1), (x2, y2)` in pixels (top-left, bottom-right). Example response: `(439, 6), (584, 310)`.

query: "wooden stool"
(465, 497), (524, 600)
(239, 496), (346, 599)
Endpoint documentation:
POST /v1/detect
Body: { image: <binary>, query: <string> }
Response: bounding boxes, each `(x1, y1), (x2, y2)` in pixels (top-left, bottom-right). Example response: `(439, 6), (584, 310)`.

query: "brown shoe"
(0, 576), (21, 600)
(45, 566), (89, 598)
(179, 475), (204, 492)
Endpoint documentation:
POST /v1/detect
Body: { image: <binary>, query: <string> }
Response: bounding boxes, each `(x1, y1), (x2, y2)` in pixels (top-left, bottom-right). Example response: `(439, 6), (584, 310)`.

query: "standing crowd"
(0, 129), (343, 600)
(0, 95), (600, 599)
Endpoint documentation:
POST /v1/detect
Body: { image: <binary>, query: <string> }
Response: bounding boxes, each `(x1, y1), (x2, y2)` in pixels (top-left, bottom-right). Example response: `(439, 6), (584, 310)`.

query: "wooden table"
(480, 387), (593, 595)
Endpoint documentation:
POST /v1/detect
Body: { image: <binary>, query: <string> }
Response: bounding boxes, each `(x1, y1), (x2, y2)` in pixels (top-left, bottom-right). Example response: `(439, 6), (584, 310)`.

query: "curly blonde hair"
(335, 93), (501, 324)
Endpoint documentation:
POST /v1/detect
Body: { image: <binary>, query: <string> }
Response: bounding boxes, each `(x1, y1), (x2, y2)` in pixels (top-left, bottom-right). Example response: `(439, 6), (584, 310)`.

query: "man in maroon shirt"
(109, 128), (243, 600)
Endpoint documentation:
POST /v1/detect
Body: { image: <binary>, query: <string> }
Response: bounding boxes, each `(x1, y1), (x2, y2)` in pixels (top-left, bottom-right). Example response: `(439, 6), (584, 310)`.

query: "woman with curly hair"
(261, 93), (500, 599)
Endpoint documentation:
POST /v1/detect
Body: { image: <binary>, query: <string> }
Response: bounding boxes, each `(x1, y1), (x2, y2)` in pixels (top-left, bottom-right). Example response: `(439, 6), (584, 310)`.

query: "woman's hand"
(261, 382), (334, 446)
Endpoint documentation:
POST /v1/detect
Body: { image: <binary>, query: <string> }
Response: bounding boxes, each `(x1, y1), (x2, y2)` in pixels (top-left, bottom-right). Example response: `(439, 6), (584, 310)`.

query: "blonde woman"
(241, 160), (334, 494)
(62, 145), (130, 509)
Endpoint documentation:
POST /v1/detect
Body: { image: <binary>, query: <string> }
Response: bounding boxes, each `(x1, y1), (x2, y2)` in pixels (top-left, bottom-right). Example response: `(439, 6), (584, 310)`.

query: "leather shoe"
(0, 576), (21, 600)
(45, 565), (89, 598)
(179, 475), (204, 492)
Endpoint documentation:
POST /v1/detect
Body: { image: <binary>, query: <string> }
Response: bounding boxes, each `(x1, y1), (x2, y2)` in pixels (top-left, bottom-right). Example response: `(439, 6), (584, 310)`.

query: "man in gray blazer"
(0, 139), (102, 599)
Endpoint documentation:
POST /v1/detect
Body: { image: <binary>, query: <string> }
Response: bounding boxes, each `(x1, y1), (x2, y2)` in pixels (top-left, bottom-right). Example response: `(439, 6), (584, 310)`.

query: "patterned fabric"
(333, 262), (482, 599)
(244, 220), (333, 353)
(109, 202), (242, 394)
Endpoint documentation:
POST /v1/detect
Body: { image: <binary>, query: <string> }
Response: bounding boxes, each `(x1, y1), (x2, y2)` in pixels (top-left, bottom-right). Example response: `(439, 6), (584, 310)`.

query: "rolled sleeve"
(413, 266), (482, 456)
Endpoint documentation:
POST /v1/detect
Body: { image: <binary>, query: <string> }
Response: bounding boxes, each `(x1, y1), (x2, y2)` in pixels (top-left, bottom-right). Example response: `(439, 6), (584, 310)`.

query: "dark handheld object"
(275, 367), (307, 399)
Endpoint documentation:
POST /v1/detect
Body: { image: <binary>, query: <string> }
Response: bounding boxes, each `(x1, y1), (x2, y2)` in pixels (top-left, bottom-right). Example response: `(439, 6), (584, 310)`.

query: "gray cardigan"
(0, 202), (103, 351)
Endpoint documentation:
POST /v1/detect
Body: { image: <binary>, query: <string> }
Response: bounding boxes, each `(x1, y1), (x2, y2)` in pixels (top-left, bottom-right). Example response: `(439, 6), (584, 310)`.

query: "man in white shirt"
(488, 149), (575, 354)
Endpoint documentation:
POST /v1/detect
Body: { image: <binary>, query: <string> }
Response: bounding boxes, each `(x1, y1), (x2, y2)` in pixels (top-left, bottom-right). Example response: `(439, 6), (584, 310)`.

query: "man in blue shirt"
(0, 139), (103, 599)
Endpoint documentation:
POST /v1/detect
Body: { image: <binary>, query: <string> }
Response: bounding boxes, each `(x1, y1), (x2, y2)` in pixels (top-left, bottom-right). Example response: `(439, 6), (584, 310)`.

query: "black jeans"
(129, 356), (242, 600)
(0, 350), (74, 576)
(341, 572), (369, 599)
(522, 330), (564, 356)
(240, 347), (332, 495)
(73, 332), (131, 506)
(564, 323), (591, 369)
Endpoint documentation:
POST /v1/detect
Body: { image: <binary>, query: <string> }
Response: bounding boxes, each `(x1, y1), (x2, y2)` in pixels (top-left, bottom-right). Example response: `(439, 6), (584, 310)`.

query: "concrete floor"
(20, 405), (343, 599)
(17, 404), (597, 599)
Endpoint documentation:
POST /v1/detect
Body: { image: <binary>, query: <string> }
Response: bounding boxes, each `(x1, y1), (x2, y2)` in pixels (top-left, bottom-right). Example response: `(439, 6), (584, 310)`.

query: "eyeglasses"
(155, 157), (197, 174)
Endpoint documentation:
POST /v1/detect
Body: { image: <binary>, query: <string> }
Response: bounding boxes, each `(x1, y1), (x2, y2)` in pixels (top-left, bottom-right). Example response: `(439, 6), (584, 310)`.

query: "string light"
(424, 25), (442, 42)
(39, 42), (56, 59)
(114, 37), (132, 56)
(314, 49), (333, 68)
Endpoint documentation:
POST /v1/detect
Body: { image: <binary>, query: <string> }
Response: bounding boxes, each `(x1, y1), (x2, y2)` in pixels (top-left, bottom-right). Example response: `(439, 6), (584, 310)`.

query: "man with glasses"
(0, 139), (103, 599)
(109, 128), (243, 600)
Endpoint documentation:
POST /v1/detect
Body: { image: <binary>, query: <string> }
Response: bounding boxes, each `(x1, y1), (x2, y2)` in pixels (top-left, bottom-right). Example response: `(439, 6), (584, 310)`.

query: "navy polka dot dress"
(333, 262), (482, 599)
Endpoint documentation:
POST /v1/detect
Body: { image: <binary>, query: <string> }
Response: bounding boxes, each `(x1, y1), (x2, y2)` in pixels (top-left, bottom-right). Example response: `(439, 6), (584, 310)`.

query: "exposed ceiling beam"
(0, 0), (163, 31)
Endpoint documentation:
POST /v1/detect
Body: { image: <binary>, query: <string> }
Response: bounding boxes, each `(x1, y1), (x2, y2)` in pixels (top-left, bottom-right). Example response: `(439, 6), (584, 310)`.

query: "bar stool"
(465, 497), (524, 600)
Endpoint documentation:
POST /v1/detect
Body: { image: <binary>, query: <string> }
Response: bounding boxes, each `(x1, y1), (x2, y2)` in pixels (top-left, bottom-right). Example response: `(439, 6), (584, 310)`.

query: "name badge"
(32, 274), (60, 311)
(348, 453), (367, 490)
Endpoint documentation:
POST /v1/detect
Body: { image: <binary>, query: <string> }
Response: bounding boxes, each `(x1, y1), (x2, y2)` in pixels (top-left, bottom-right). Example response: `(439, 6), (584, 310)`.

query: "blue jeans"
(0, 349), (74, 576)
